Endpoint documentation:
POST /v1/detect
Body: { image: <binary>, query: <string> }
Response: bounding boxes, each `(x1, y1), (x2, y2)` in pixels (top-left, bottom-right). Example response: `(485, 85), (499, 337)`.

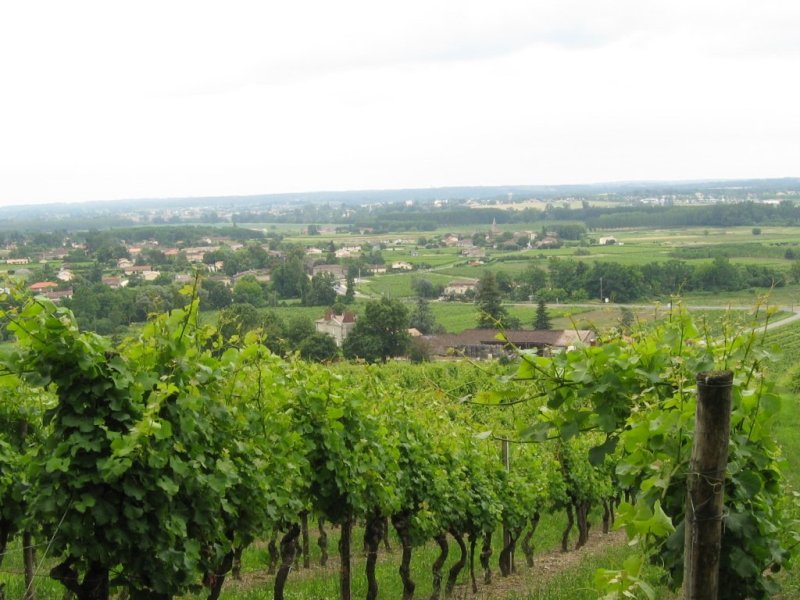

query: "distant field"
(678, 284), (799, 307)
(429, 301), (594, 333)
(360, 272), (462, 298)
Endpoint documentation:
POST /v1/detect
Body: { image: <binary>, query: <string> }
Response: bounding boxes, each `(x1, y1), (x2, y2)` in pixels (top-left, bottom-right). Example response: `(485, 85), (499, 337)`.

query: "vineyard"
(1, 286), (798, 600)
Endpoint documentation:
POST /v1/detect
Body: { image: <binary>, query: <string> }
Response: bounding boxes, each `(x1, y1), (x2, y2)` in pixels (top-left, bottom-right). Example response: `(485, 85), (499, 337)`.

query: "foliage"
(510, 304), (797, 598)
(303, 272), (337, 307)
(233, 275), (267, 307)
(408, 296), (440, 335)
(342, 297), (410, 363)
(475, 271), (520, 329)
(1, 294), (280, 597)
(297, 331), (339, 362)
(533, 298), (552, 330)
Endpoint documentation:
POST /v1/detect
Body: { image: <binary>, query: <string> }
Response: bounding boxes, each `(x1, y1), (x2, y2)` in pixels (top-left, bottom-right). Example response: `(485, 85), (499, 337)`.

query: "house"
(443, 234), (460, 246)
(102, 276), (127, 289)
(123, 265), (153, 275)
(233, 269), (271, 284)
(598, 236), (618, 246)
(208, 274), (233, 287)
(426, 329), (596, 359)
(122, 265), (160, 281)
(305, 247), (323, 256)
(462, 247), (486, 259)
(443, 280), (478, 297)
(535, 236), (560, 249)
(312, 264), (347, 279)
(315, 310), (357, 346)
(181, 246), (217, 263)
(29, 281), (59, 292)
(335, 246), (362, 259)
(43, 288), (73, 303)
(6, 258), (30, 265)
(56, 269), (74, 282)
(40, 250), (69, 260)
(117, 258), (134, 269)
(141, 271), (161, 282)
(391, 261), (414, 271)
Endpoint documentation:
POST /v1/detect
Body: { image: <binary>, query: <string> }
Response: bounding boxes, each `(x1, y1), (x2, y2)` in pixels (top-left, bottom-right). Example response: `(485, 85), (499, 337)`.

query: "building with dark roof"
(426, 329), (596, 359)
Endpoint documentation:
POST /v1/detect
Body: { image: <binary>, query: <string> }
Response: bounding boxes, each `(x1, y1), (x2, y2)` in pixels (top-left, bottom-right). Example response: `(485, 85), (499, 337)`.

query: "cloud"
(1, 0), (799, 204)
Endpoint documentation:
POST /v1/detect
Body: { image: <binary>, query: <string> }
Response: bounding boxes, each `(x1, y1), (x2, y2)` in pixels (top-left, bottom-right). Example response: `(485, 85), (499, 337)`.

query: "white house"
(315, 310), (357, 346)
(443, 280), (478, 296)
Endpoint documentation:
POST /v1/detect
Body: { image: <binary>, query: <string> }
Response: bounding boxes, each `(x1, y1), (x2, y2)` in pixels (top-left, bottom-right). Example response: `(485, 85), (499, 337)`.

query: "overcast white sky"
(1, 1), (798, 206)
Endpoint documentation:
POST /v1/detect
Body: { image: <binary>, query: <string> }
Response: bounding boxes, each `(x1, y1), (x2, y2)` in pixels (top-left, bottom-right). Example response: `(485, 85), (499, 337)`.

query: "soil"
(224, 528), (628, 599)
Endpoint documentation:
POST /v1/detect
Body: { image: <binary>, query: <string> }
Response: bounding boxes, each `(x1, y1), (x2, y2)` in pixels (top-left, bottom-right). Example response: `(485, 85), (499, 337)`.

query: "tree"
(494, 271), (514, 294)
(271, 257), (307, 299)
(513, 264), (548, 301)
(619, 307), (635, 333)
(343, 297), (410, 362)
(475, 271), (519, 329)
(285, 315), (316, 350)
(303, 272), (337, 307)
(533, 298), (552, 330)
(261, 310), (288, 355)
(410, 277), (442, 299)
(201, 279), (233, 310)
(407, 336), (432, 363)
(218, 303), (262, 343)
(790, 260), (800, 284)
(233, 275), (266, 307)
(297, 332), (339, 362)
(409, 296), (439, 335)
(344, 272), (355, 304)
(692, 256), (742, 291)
(547, 258), (585, 296)
(587, 262), (644, 303)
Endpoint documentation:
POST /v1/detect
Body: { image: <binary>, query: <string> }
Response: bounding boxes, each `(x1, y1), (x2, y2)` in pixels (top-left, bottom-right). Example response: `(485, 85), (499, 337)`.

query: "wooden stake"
(683, 370), (733, 600)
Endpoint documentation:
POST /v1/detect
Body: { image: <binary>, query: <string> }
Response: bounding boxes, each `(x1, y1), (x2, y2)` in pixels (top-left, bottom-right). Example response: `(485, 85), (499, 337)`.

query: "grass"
(360, 272), (462, 298)
(762, 320), (800, 598)
(0, 508), (631, 600)
(427, 302), (594, 333)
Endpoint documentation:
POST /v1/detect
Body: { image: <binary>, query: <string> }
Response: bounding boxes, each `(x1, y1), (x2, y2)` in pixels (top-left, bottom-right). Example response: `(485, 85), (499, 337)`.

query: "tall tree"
(271, 256), (308, 299)
(409, 296), (438, 335)
(344, 272), (355, 304)
(533, 298), (552, 330)
(475, 271), (518, 329)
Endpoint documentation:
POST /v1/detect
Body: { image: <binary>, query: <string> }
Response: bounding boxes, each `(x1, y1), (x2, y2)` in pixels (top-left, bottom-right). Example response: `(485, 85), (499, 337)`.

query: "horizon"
(2, 176), (799, 211)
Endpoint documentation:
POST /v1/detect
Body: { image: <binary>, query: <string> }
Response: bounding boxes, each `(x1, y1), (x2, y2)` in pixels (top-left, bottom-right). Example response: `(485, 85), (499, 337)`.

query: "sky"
(1, 0), (799, 206)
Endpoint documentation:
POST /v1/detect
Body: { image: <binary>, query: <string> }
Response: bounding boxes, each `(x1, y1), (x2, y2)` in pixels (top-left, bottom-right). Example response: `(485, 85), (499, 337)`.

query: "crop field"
(359, 272), (462, 298)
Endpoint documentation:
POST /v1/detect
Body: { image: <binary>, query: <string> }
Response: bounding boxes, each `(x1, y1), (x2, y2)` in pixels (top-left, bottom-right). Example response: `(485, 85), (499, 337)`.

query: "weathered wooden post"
(499, 439), (513, 576)
(683, 370), (733, 600)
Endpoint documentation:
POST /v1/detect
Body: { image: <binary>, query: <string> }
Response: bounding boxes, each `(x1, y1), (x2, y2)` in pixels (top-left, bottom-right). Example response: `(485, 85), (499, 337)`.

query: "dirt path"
(224, 527), (628, 599)
(446, 529), (627, 599)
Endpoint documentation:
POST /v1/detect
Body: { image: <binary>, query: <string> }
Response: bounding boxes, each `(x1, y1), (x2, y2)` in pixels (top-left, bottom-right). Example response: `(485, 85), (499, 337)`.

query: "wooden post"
(683, 370), (733, 600)
(23, 531), (35, 600)
(499, 439), (512, 575)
